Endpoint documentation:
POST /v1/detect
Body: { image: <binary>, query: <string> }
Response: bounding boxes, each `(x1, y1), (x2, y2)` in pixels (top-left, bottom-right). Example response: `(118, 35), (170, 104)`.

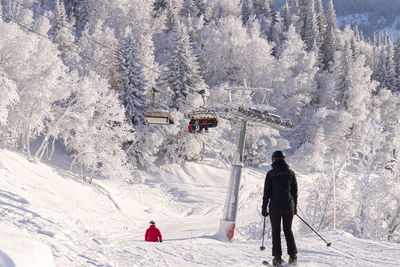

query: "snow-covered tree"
(1, 0), (34, 24)
(376, 41), (398, 92)
(75, 22), (118, 76)
(373, 90), (400, 241)
(49, 0), (74, 57)
(241, 0), (254, 25)
(298, 39), (377, 233)
(315, 0), (326, 37)
(160, 15), (206, 111)
(394, 37), (400, 91)
(64, 0), (89, 37)
(207, 0), (241, 21)
(320, 0), (340, 70)
(58, 73), (134, 180)
(200, 16), (275, 88)
(272, 25), (318, 126)
(0, 20), (69, 158)
(0, 70), (19, 127)
(300, 0), (320, 51)
(114, 36), (148, 125)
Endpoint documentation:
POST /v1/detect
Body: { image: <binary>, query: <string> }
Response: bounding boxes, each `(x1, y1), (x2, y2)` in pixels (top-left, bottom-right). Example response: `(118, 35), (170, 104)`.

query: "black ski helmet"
(272, 150), (285, 161)
(149, 220), (155, 225)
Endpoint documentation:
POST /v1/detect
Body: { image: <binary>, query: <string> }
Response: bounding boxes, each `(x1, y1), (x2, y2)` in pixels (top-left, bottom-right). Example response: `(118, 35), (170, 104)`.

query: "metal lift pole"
(219, 119), (247, 240)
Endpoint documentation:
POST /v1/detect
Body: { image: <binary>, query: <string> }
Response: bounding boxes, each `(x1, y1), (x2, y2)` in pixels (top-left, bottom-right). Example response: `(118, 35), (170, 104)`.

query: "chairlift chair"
(145, 87), (174, 125)
(145, 111), (174, 125)
(187, 111), (218, 133)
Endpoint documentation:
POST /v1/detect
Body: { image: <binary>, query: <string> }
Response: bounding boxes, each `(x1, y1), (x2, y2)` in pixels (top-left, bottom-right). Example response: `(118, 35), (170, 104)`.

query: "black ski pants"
(269, 208), (297, 257)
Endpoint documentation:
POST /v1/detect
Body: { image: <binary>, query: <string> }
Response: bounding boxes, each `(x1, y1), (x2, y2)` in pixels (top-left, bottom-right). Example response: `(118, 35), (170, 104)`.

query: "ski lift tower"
(215, 87), (293, 241)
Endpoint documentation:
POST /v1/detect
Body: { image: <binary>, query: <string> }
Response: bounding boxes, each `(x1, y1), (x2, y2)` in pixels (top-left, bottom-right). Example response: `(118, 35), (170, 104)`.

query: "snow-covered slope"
(1, 148), (400, 266)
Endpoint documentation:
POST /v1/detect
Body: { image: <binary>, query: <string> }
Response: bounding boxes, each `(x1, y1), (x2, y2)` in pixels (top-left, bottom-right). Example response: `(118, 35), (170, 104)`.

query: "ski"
(261, 259), (289, 267)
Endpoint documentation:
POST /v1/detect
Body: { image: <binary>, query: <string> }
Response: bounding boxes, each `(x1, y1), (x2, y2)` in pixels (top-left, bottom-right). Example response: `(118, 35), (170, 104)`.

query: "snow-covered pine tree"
(350, 35), (360, 59)
(49, 0), (74, 57)
(281, 1), (291, 31)
(300, 0), (320, 51)
(288, 0), (299, 14)
(154, 0), (168, 17)
(2, 0), (19, 22)
(241, 0), (254, 25)
(115, 36), (148, 126)
(315, 0), (326, 41)
(160, 12), (206, 111)
(64, 0), (89, 37)
(252, 0), (274, 39)
(320, 0), (340, 70)
(127, 1), (160, 93)
(395, 37), (400, 91)
(376, 42), (398, 92)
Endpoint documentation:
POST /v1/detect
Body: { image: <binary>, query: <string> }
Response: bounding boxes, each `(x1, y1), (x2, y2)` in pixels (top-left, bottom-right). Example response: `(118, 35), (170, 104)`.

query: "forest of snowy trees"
(1, 0), (400, 243)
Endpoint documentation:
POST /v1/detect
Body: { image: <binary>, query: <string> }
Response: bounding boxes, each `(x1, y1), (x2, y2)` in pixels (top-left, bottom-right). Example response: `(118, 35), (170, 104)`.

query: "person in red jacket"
(145, 220), (162, 242)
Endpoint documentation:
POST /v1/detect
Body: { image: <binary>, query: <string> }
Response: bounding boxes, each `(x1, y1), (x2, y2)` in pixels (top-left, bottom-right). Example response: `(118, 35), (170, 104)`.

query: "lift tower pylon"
(216, 107), (292, 241)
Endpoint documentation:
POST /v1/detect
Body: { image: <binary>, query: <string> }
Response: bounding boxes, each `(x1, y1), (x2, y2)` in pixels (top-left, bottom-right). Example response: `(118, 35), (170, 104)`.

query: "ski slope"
(1, 148), (400, 266)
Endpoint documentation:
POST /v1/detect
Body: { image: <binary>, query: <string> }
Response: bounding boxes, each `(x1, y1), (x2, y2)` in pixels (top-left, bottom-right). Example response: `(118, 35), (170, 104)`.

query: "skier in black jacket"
(262, 151), (298, 266)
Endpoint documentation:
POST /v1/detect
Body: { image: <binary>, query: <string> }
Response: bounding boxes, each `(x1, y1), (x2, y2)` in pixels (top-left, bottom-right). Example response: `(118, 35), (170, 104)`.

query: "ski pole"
(260, 215), (266, 251)
(296, 214), (332, 247)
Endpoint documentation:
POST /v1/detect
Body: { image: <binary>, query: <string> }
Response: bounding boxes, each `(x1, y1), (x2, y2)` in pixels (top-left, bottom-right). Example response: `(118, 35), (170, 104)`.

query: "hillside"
(1, 148), (400, 266)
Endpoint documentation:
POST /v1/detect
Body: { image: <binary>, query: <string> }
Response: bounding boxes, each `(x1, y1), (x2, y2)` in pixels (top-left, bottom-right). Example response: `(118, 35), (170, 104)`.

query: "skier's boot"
(272, 257), (284, 266)
(288, 254), (297, 265)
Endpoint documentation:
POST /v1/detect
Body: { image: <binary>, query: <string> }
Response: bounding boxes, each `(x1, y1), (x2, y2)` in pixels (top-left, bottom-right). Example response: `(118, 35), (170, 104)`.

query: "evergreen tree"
(394, 37), (400, 91)
(281, 1), (292, 31)
(252, 0), (274, 39)
(241, 0), (254, 25)
(320, 0), (340, 70)
(2, 0), (19, 22)
(161, 15), (206, 111)
(65, 0), (89, 37)
(115, 37), (148, 126)
(182, 0), (200, 19)
(289, 0), (299, 14)
(194, 0), (208, 19)
(315, 0), (326, 38)
(350, 35), (359, 59)
(253, 0), (273, 18)
(378, 40), (398, 92)
(334, 41), (353, 109)
(49, 0), (74, 57)
(300, 0), (320, 51)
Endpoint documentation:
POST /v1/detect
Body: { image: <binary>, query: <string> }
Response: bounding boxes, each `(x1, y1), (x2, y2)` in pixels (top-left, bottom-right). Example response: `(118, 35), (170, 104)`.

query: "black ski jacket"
(262, 160), (298, 212)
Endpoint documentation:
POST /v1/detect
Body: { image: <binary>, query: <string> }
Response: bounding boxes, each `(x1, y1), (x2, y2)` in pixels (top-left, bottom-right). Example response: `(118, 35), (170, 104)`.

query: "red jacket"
(145, 225), (162, 242)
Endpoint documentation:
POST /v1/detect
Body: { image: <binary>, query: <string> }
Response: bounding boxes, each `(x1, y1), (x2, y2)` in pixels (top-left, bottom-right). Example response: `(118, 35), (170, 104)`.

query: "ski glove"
(262, 209), (269, 217)
(294, 206), (297, 215)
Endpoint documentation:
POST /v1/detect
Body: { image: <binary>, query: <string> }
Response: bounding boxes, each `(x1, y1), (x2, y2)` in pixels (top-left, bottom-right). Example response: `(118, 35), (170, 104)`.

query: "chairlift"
(145, 111), (174, 125)
(187, 111), (218, 133)
(144, 87), (174, 125)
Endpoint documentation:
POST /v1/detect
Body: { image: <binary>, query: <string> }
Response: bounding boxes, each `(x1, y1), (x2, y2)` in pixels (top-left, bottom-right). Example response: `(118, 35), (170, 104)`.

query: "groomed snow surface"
(1, 148), (400, 267)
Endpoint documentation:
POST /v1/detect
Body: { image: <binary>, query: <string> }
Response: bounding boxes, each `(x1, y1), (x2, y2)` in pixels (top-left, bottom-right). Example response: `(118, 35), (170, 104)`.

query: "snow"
(0, 224), (55, 267)
(1, 147), (400, 266)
